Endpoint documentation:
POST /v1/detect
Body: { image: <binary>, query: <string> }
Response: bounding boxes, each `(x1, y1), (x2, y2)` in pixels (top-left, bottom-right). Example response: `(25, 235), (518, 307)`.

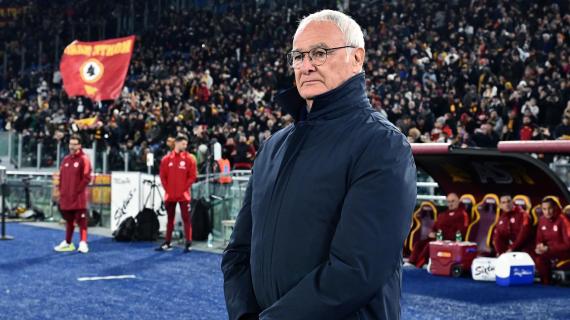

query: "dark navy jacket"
(222, 73), (416, 320)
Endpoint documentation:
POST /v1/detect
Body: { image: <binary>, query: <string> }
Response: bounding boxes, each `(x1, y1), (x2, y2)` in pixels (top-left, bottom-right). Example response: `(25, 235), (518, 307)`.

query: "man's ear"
(353, 47), (365, 72)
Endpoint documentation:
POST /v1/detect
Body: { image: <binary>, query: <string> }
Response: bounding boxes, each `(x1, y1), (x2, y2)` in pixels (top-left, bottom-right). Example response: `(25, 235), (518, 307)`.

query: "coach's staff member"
(222, 9), (416, 320)
(54, 134), (92, 254)
(157, 134), (197, 252)
(492, 194), (534, 256)
(406, 193), (469, 269)
(534, 198), (570, 285)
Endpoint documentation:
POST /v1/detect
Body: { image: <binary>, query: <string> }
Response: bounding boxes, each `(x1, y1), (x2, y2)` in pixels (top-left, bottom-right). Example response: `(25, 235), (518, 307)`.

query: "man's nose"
(299, 54), (316, 73)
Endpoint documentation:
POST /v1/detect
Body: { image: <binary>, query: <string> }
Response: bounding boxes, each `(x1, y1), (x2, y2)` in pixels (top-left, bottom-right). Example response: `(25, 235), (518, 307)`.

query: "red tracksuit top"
(432, 206), (470, 240)
(59, 149), (92, 211)
(493, 206), (533, 253)
(159, 151), (197, 202)
(536, 210), (570, 256)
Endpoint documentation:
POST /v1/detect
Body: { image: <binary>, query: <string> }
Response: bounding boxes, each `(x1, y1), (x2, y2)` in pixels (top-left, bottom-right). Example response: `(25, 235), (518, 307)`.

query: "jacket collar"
(169, 150), (187, 158)
(276, 72), (368, 122)
(503, 206), (523, 216)
(71, 149), (84, 158)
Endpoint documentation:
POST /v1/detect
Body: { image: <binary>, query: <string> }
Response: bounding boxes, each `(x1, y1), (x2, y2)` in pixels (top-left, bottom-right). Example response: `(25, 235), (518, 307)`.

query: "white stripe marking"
(77, 275), (136, 282)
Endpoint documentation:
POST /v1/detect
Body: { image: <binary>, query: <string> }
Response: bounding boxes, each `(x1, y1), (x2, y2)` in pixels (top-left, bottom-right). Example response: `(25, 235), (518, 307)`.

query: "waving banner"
(60, 35), (135, 101)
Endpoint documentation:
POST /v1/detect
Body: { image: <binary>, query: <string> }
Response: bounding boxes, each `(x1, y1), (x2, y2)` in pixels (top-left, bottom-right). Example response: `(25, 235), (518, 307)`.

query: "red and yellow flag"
(60, 35), (135, 101)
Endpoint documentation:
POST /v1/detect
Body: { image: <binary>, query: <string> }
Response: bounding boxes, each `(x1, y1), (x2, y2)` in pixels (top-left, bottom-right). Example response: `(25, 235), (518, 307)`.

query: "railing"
(191, 171), (251, 239)
(6, 129), (568, 189)
(417, 170), (446, 205)
(550, 156), (570, 190)
(2, 131), (153, 173)
(1, 169), (249, 240)
(2, 171), (112, 227)
(4, 135), (570, 239)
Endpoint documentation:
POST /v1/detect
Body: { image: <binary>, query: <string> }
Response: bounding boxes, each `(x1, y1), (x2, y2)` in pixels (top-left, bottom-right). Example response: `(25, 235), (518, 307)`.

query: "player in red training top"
(54, 134), (92, 254)
(157, 134), (197, 252)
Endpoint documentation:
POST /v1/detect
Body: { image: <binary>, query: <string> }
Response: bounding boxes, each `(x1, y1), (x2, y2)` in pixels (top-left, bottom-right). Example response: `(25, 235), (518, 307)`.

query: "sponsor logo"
(510, 217), (516, 224)
(113, 188), (136, 227)
(542, 226), (547, 231)
(73, 162), (79, 168)
(169, 162), (173, 167)
(112, 177), (131, 184)
(554, 225), (558, 232)
(180, 161), (186, 167)
(512, 267), (533, 277)
(474, 264), (495, 276)
(65, 163), (69, 167)
(437, 251), (451, 258)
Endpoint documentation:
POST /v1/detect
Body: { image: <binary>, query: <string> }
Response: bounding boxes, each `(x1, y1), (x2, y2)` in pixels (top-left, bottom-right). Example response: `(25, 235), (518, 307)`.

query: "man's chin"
(299, 89), (327, 100)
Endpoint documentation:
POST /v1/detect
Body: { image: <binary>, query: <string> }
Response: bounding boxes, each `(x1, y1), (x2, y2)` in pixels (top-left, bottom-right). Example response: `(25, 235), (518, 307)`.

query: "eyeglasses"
(287, 45), (356, 69)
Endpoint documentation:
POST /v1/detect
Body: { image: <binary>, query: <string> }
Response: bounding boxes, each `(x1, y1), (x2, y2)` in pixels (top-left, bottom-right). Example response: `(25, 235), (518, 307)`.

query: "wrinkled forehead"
(292, 21), (344, 50)
(292, 42), (331, 51)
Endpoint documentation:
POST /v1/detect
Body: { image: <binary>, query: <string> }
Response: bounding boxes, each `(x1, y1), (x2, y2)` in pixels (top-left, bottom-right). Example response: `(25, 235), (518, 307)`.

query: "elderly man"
(221, 9), (416, 320)
(405, 193), (470, 268)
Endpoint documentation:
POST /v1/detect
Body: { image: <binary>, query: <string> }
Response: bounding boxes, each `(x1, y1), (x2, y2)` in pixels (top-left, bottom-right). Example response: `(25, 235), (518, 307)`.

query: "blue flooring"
(0, 223), (569, 320)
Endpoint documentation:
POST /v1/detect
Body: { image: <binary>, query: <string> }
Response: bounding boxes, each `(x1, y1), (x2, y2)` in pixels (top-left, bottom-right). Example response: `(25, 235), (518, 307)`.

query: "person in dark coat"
(221, 10), (417, 320)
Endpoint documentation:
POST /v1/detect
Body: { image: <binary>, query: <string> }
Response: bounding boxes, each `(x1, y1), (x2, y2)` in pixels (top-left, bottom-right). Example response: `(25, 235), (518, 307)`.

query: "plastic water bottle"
(207, 233), (213, 248)
(436, 229), (443, 241)
(455, 230), (462, 242)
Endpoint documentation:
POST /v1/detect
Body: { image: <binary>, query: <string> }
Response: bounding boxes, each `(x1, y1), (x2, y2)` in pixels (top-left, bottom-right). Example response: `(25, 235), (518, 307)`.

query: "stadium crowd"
(0, 0), (568, 172)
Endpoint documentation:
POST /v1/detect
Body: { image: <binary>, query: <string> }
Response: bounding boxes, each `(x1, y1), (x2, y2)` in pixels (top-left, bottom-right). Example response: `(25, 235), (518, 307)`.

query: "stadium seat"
(563, 205), (570, 219)
(459, 194), (477, 221)
(531, 195), (562, 226)
(403, 219), (416, 258)
(552, 259), (570, 285)
(513, 194), (532, 211)
(556, 259), (570, 270)
(465, 194), (500, 255)
(408, 201), (438, 253)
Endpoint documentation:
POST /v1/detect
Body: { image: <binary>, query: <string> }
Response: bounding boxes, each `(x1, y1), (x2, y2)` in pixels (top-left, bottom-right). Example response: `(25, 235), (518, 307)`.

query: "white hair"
(293, 9), (365, 50)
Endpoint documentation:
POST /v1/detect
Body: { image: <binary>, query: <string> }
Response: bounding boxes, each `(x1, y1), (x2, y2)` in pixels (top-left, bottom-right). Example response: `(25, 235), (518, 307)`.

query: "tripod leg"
(143, 186), (153, 209)
(1, 183), (14, 240)
(156, 187), (166, 214)
(151, 183), (155, 209)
